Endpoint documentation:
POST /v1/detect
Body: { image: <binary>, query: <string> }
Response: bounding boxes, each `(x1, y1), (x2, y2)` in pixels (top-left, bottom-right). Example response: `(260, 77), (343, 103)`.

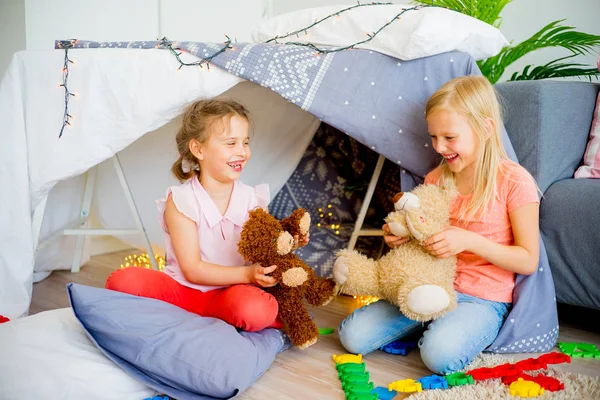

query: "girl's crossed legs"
(338, 292), (509, 374)
(105, 267), (283, 332)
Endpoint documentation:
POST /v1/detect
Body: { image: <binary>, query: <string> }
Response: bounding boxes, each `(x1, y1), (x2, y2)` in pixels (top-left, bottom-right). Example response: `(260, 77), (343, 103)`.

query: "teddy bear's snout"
(394, 192), (420, 212)
(276, 231), (294, 255)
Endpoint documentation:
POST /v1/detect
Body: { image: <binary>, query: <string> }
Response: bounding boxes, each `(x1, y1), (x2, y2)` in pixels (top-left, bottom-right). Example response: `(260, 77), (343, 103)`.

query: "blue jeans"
(338, 292), (510, 375)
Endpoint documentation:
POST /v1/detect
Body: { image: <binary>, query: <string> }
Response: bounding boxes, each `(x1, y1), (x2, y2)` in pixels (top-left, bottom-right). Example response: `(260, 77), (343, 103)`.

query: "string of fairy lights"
(56, 39), (77, 138)
(56, 1), (441, 139)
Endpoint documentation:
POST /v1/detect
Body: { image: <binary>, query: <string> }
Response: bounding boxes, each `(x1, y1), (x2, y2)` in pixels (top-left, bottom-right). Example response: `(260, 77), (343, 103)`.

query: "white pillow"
(0, 308), (155, 400)
(252, 4), (508, 61)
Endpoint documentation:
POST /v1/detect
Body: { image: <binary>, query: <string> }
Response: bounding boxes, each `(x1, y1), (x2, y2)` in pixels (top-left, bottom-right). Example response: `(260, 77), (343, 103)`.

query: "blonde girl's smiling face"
(192, 114), (251, 185)
(427, 109), (480, 178)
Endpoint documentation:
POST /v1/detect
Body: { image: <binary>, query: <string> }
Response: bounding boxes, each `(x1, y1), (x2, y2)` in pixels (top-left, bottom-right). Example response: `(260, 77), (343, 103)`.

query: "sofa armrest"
(495, 80), (600, 193)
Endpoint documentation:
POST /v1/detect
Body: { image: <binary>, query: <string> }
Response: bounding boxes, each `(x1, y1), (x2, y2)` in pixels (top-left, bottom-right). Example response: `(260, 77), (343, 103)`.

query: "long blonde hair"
(171, 99), (250, 183)
(425, 75), (509, 221)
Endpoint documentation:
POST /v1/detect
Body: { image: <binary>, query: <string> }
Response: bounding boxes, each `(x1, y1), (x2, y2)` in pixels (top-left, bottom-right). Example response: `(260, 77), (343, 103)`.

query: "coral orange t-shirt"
(425, 160), (539, 303)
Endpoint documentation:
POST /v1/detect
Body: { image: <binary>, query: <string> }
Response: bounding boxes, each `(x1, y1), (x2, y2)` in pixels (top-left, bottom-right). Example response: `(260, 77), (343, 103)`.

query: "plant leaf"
(477, 20), (600, 83)
(509, 56), (600, 81)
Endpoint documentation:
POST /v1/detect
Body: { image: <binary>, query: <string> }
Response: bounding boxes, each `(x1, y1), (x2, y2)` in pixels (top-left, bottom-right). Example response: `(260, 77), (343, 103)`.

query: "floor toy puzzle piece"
(515, 357), (548, 371)
(318, 327), (335, 335)
(372, 386), (397, 400)
(466, 367), (496, 380)
(531, 374), (564, 392)
(444, 372), (474, 387)
(347, 393), (378, 400)
(558, 342), (600, 358)
(491, 363), (522, 378)
(509, 378), (544, 397)
(344, 381), (375, 397)
(388, 378), (422, 393)
(537, 352), (571, 365)
(379, 339), (418, 356)
(143, 396), (170, 400)
(337, 362), (366, 375)
(340, 371), (369, 387)
(418, 374), (449, 389)
(333, 353), (363, 364)
(502, 372), (534, 385)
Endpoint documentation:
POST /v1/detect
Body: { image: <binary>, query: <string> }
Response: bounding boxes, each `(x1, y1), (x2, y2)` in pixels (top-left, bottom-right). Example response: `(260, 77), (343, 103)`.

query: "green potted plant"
(414, 0), (600, 83)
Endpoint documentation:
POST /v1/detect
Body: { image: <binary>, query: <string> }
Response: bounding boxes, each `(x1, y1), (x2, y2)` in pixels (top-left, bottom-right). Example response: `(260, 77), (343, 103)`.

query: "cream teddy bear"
(333, 184), (458, 322)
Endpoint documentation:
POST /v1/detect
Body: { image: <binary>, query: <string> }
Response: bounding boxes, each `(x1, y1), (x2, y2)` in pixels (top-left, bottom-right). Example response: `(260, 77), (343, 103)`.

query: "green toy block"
(445, 372), (474, 386)
(344, 381), (375, 397)
(558, 342), (600, 358)
(336, 362), (366, 375)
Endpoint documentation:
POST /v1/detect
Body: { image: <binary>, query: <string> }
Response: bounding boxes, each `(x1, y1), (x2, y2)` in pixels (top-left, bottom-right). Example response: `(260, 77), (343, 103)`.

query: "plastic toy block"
(333, 353), (363, 365)
(531, 374), (564, 392)
(515, 357), (548, 372)
(444, 372), (474, 387)
(417, 374), (448, 389)
(143, 396), (170, 400)
(388, 378), (422, 393)
(509, 378), (544, 397)
(339, 369), (369, 381)
(466, 367), (496, 381)
(372, 386), (397, 400)
(537, 352), (571, 365)
(558, 342), (600, 358)
(318, 327), (335, 335)
(344, 381), (375, 397)
(0, 315), (9, 324)
(336, 362), (366, 375)
(347, 393), (378, 400)
(502, 372), (534, 386)
(491, 363), (522, 378)
(341, 372), (370, 387)
(379, 339), (418, 356)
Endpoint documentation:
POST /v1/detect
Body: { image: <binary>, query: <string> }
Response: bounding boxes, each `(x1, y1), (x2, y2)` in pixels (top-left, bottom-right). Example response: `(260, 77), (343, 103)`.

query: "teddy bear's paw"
(282, 267), (308, 287)
(298, 336), (318, 350)
(406, 285), (450, 316)
(332, 257), (349, 285)
(320, 284), (339, 306)
(299, 212), (311, 236)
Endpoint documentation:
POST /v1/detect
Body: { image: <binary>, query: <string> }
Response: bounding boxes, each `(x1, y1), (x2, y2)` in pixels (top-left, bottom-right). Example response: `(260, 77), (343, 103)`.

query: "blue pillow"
(67, 283), (286, 400)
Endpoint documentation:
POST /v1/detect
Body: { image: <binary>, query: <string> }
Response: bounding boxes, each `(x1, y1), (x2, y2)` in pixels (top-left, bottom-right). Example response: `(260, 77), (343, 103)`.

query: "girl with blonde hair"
(338, 75), (540, 374)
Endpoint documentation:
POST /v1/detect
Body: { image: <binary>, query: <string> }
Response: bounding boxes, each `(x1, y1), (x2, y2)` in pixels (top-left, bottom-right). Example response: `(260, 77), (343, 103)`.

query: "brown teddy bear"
(333, 184), (459, 322)
(238, 208), (338, 349)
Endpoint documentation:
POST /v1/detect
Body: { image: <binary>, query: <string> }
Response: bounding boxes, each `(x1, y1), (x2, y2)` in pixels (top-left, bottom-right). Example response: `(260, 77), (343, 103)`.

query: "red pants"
(105, 268), (283, 332)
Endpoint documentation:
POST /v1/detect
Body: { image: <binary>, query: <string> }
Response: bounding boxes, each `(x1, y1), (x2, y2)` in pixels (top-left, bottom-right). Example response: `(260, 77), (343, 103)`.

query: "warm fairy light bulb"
(120, 253), (166, 271)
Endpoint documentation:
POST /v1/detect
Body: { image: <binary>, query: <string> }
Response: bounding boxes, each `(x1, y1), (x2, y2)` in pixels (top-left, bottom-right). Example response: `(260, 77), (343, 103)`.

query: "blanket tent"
(0, 40), (558, 355)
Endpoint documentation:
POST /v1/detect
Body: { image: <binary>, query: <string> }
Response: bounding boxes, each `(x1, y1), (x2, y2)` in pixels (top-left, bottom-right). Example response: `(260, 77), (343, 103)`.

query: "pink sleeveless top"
(156, 177), (270, 292)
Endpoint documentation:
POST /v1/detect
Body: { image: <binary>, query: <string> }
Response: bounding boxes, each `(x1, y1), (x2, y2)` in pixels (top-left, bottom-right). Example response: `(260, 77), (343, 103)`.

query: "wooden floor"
(31, 249), (600, 399)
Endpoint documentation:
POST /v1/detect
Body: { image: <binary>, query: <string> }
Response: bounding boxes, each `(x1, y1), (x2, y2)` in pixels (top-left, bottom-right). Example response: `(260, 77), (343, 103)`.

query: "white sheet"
(93, 81), (319, 250)
(0, 49), (242, 318)
(0, 308), (155, 399)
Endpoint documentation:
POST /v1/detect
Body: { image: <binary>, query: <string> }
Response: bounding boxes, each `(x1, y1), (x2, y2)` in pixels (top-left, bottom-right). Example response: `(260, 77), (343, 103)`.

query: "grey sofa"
(495, 80), (600, 311)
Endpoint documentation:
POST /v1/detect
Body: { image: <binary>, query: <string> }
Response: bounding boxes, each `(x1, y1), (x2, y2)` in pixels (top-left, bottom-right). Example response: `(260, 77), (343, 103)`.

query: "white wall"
(0, 0), (26, 80)
(24, 0), (265, 50)
(272, 0), (600, 82)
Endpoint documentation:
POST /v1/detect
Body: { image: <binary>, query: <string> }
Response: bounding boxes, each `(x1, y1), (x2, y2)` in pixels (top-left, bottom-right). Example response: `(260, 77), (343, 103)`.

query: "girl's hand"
(382, 223), (409, 248)
(423, 226), (472, 258)
(292, 232), (310, 250)
(247, 263), (278, 287)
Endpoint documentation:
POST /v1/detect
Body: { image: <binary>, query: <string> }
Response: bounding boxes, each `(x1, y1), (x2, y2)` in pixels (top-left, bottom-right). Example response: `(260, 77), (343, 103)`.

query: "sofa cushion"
(540, 178), (600, 309)
(496, 81), (600, 192)
(574, 92), (600, 178)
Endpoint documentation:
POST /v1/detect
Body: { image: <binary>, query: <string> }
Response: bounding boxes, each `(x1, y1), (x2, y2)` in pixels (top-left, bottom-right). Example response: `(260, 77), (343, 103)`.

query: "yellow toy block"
(388, 378), (423, 393)
(509, 378), (545, 397)
(332, 353), (363, 365)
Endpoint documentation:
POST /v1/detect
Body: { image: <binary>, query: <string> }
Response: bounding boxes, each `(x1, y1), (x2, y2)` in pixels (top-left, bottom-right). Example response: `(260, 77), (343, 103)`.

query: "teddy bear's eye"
(273, 238), (277, 242)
